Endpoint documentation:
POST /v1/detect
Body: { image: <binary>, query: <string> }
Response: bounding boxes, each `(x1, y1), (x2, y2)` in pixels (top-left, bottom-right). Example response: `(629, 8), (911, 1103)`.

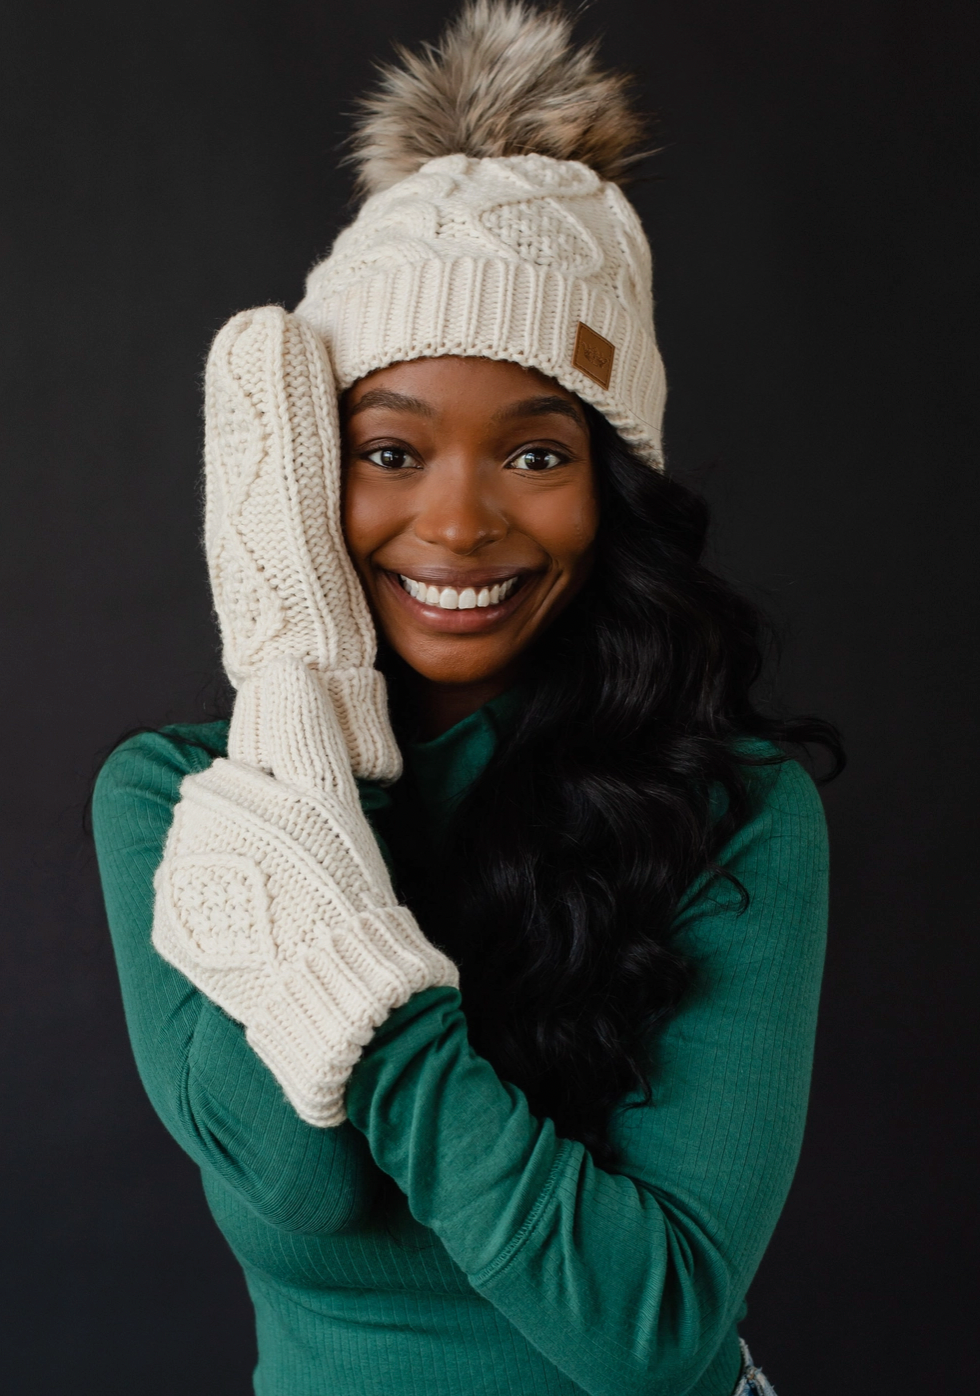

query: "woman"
(93, 5), (840, 1394)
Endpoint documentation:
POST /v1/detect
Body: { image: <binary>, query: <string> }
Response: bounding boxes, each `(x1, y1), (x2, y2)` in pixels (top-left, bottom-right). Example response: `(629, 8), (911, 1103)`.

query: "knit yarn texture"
(161, 310), (462, 1125)
(152, 659), (459, 1128)
(297, 153), (667, 465)
(205, 305), (401, 783)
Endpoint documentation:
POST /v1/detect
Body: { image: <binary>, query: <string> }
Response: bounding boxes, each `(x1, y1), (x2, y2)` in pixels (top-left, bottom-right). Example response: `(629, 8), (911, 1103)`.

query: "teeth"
(398, 575), (520, 609)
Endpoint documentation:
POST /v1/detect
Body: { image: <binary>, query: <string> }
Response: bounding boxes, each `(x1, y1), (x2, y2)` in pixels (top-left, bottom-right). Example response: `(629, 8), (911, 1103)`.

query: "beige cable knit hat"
(296, 1), (667, 466)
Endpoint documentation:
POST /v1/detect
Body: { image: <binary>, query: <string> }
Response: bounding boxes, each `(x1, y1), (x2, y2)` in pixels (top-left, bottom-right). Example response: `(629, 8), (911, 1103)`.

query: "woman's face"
(342, 356), (598, 691)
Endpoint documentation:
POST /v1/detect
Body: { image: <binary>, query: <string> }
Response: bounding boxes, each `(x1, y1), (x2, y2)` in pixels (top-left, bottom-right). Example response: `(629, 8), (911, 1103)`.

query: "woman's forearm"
(346, 758), (828, 1396)
(93, 730), (378, 1236)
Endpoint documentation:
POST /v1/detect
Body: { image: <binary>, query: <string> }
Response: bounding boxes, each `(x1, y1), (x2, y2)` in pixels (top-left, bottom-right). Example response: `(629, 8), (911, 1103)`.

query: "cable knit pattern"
(296, 153), (667, 465)
(204, 304), (401, 782)
(152, 658), (459, 1127)
(151, 314), (460, 1125)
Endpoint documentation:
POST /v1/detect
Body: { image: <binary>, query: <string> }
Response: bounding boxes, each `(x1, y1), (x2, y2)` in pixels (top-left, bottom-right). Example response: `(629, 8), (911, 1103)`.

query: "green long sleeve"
(345, 757), (828, 1396)
(93, 711), (828, 1396)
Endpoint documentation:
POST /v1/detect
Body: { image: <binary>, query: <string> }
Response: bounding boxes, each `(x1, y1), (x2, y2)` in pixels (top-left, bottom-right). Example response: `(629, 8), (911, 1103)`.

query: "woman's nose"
(411, 460), (507, 554)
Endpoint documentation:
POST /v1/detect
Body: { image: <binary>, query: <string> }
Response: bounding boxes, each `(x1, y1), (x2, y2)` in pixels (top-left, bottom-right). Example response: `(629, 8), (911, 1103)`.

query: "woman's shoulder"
(688, 741), (830, 916)
(732, 740), (828, 838)
(91, 723), (232, 935)
(91, 717), (391, 834)
(93, 721), (230, 825)
(705, 736), (825, 820)
(671, 743), (830, 975)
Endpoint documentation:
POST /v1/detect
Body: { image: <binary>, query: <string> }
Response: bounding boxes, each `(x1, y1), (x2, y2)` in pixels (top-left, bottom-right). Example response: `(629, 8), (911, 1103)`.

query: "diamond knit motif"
(166, 853), (274, 970)
(479, 199), (601, 276)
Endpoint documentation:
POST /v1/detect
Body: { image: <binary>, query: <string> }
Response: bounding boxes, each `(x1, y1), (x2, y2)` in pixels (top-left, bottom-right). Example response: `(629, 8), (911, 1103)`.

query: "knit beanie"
(295, 1), (667, 466)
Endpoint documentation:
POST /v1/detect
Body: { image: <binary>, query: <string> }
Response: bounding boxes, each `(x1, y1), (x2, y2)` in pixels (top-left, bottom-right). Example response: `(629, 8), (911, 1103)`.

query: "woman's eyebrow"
(491, 395), (585, 427)
(346, 389), (435, 419)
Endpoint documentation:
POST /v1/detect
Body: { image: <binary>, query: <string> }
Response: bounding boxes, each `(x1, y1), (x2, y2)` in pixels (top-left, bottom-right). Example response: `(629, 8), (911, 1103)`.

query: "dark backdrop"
(2, 1), (977, 1391)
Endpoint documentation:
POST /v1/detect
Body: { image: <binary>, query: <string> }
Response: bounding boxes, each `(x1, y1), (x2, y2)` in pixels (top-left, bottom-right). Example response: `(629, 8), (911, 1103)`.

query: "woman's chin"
(386, 635), (520, 690)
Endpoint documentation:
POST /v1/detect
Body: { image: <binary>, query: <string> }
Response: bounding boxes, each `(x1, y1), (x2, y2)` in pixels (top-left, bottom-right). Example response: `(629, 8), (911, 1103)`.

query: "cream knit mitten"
(152, 306), (458, 1126)
(153, 658), (458, 1127)
(204, 303), (400, 783)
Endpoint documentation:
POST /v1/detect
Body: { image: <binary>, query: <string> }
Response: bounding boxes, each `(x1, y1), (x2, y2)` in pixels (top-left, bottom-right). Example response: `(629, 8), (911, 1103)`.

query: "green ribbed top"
(92, 698), (828, 1396)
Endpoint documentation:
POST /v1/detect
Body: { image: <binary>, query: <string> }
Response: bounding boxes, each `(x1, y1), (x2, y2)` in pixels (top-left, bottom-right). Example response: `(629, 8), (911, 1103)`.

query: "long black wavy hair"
(386, 407), (843, 1169)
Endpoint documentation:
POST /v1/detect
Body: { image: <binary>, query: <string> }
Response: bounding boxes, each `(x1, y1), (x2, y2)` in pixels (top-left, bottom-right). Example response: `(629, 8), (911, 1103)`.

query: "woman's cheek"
(343, 472), (397, 569)
(520, 483), (598, 568)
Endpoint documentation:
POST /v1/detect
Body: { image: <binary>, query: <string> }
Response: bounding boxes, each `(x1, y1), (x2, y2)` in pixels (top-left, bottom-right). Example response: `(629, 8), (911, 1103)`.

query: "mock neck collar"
(402, 687), (522, 840)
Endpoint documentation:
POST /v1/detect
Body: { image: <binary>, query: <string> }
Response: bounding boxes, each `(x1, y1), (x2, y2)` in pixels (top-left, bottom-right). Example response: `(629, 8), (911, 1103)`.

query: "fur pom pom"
(350, 1), (651, 197)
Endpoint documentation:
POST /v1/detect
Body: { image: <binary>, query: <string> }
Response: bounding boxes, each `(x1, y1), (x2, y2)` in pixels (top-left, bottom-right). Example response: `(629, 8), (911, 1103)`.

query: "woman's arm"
(345, 758), (829, 1396)
(93, 726), (379, 1235)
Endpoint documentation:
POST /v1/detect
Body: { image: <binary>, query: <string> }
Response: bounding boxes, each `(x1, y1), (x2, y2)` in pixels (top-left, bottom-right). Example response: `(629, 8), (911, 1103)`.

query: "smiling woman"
(91, 5), (841, 1396)
(343, 358), (598, 730)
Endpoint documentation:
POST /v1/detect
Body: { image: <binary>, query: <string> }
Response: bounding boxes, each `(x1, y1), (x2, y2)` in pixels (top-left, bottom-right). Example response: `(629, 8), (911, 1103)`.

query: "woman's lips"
(379, 568), (537, 632)
(398, 573), (521, 609)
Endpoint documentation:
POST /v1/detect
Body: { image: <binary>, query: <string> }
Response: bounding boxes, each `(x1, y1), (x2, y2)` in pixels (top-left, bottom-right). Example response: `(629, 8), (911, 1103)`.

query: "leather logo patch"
(572, 321), (615, 389)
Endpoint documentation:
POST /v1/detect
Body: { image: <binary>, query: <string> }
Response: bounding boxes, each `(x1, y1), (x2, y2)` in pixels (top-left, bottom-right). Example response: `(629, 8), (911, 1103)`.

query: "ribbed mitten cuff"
(229, 658), (402, 787)
(243, 906), (458, 1126)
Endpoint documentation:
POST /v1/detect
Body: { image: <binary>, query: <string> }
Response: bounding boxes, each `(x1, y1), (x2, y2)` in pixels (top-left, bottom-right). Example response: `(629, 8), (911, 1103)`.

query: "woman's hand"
(204, 304), (400, 783)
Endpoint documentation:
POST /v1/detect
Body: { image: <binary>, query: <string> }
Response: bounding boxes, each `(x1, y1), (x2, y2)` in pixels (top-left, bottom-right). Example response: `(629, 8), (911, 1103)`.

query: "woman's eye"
(364, 446), (415, 470)
(509, 448), (566, 472)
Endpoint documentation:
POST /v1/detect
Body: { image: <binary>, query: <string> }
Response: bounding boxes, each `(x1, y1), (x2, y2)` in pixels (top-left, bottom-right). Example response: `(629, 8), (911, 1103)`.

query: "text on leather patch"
(572, 321), (615, 389)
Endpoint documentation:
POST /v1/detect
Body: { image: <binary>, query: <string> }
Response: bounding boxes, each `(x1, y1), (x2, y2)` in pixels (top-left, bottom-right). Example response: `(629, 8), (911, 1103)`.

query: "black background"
(2, 1), (977, 1391)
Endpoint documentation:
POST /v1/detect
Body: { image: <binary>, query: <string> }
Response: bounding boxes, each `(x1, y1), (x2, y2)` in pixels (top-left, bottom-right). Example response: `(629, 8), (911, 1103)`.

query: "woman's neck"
(409, 665), (520, 740)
